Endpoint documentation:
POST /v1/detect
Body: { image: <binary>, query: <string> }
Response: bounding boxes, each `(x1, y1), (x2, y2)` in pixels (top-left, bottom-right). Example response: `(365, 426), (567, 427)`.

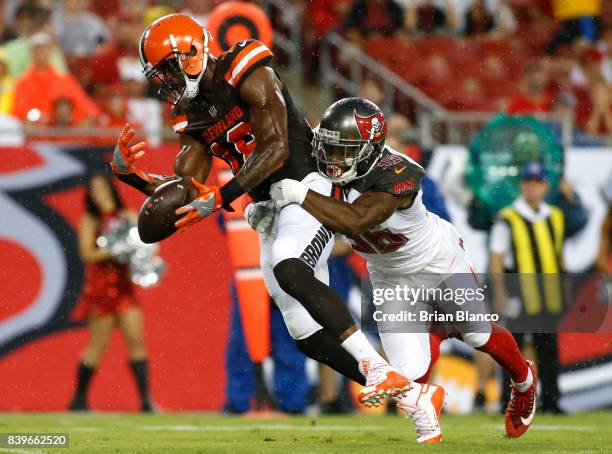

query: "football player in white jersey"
(270, 98), (538, 442)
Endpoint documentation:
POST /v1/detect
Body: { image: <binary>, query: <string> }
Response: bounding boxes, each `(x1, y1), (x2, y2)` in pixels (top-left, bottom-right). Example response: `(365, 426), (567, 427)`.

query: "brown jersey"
(170, 39), (315, 201)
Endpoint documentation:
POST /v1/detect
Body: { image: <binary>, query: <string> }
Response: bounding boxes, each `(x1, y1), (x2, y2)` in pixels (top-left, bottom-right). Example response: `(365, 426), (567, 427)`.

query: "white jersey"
(342, 146), (461, 275)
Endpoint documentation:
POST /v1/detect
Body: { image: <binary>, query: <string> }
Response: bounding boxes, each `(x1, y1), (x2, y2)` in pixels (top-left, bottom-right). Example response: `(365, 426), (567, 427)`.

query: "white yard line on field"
(136, 424), (397, 432)
(128, 423), (597, 433)
(479, 424), (596, 432)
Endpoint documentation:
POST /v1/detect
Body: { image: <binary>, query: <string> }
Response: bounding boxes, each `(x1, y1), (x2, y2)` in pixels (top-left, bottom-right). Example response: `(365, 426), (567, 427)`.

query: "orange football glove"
(175, 178), (223, 231)
(110, 123), (147, 175)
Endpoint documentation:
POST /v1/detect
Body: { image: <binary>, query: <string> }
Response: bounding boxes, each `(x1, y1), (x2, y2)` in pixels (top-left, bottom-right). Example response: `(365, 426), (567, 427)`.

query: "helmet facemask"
(312, 127), (382, 185)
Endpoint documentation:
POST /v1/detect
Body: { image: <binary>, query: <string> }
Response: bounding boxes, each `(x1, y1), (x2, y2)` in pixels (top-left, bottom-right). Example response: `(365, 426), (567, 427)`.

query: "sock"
(513, 367), (534, 392)
(340, 329), (387, 366)
(129, 359), (151, 404)
(74, 361), (95, 398)
(296, 329), (366, 386)
(476, 323), (529, 384)
(416, 332), (444, 384)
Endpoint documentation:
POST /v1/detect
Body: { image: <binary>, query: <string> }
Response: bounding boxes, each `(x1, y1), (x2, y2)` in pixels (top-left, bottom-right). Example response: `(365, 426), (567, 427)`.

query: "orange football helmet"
(139, 13), (212, 103)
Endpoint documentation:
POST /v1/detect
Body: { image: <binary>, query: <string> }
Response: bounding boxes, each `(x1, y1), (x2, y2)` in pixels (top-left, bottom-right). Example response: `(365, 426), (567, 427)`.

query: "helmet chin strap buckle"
(183, 80), (200, 99)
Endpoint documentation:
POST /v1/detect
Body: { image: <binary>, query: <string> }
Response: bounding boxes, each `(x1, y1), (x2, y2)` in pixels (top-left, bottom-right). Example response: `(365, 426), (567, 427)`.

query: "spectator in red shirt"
(97, 86), (129, 128)
(548, 54), (592, 129)
(464, 0), (495, 36)
(12, 32), (100, 126)
(302, 0), (351, 82)
(344, 0), (405, 45)
(507, 60), (554, 114)
(50, 97), (76, 127)
(308, 0), (351, 39)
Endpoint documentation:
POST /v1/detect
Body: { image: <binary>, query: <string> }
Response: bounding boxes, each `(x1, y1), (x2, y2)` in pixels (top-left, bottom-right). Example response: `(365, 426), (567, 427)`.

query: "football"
(138, 179), (193, 243)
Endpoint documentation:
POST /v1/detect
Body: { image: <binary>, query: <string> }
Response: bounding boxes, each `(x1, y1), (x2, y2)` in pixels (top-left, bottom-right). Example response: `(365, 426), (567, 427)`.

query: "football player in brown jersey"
(111, 14), (417, 407)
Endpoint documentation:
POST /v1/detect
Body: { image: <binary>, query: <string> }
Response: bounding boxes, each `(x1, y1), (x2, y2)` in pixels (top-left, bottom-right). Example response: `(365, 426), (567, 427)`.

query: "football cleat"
(505, 360), (538, 438)
(357, 359), (413, 407)
(397, 383), (446, 444)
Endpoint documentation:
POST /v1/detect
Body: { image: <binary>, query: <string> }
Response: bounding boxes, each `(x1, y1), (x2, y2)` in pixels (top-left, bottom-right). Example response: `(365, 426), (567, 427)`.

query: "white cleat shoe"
(357, 359), (413, 407)
(396, 383), (445, 444)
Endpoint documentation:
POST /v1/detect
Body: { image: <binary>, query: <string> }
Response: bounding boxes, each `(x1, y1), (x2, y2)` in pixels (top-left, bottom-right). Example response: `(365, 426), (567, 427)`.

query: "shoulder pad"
(221, 39), (274, 89)
(368, 151), (424, 196)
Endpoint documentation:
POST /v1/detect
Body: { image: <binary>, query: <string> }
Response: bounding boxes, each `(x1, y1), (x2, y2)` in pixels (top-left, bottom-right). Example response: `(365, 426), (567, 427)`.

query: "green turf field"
(1, 412), (611, 453)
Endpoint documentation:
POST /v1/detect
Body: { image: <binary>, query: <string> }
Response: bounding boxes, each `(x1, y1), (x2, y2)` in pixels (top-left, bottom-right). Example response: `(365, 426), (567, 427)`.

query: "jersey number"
(210, 122), (257, 172)
(352, 228), (409, 254)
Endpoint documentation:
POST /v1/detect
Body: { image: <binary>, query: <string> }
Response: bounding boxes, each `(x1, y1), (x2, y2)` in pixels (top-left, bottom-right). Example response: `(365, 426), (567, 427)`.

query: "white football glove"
(244, 200), (277, 234)
(269, 179), (308, 205)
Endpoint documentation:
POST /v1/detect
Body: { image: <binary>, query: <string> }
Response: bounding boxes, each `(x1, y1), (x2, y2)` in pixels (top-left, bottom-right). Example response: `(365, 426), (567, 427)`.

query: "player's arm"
(273, 182), (411, 237)
(302, 191), (414, 237)
(214, 66), (289, 206)
(235, 66), (289, 189)
(174, 133), (213, 190)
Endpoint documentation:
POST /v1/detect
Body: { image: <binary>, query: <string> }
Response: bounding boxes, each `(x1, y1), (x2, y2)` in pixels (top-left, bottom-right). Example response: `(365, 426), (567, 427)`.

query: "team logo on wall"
(0, 144), (104, 356)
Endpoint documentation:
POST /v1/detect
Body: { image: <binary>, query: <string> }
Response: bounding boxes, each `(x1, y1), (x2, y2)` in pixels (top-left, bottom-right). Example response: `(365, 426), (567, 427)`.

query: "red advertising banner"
(0, 143), (233, 411)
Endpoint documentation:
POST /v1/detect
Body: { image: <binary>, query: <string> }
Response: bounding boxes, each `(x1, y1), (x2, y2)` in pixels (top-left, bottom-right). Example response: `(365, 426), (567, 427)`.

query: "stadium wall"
(0, 143), (233, 411)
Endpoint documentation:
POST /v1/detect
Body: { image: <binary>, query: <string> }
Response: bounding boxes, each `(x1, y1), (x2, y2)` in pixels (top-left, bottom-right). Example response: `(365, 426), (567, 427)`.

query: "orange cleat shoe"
(357, 359), (413, 407)
(505, 360), (538, 438)
(397, 383), (446, 444)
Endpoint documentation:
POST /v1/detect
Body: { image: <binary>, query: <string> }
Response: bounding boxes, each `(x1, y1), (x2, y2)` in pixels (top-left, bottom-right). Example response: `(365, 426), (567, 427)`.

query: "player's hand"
(269, 179), (308, 205)
(111, 123), (147, 175)
(244, 200), (276, 234)
(174, 178), (222, 231)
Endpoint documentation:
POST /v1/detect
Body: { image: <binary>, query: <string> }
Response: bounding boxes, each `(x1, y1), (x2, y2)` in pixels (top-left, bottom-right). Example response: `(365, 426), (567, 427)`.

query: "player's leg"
(473, 351), (495, 411)
(379, 331), (445, 444)
(117, 307), (153, 411)
(442, 225), (536, 437)
(260, 232), (365, 385)
(271, 173), (410, 404)
(379, 332), (431, 382)
(375, 285), (445, 444)
(69, 313), (114, 410)
(533, 332), (561, 413)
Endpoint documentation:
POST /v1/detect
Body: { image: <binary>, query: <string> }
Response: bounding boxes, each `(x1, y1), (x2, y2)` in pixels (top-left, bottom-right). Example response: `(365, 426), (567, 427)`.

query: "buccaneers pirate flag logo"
(354, 110), (386, 142)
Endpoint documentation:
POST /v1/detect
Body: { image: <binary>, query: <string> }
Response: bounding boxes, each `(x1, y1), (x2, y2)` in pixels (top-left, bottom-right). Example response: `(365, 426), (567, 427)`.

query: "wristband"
(219, 178), (245, 211)
(114, 167), (152, 193)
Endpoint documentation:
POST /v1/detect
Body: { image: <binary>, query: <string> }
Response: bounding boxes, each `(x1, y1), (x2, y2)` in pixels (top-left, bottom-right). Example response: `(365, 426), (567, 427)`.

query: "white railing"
(418, 110), (575, 149)
(320, 32), (445, 115)
(319, 32), (576, 147)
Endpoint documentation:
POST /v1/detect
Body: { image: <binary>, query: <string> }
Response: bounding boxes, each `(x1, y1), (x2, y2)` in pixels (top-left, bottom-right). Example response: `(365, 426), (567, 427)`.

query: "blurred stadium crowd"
(0, 0), (610, 140)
